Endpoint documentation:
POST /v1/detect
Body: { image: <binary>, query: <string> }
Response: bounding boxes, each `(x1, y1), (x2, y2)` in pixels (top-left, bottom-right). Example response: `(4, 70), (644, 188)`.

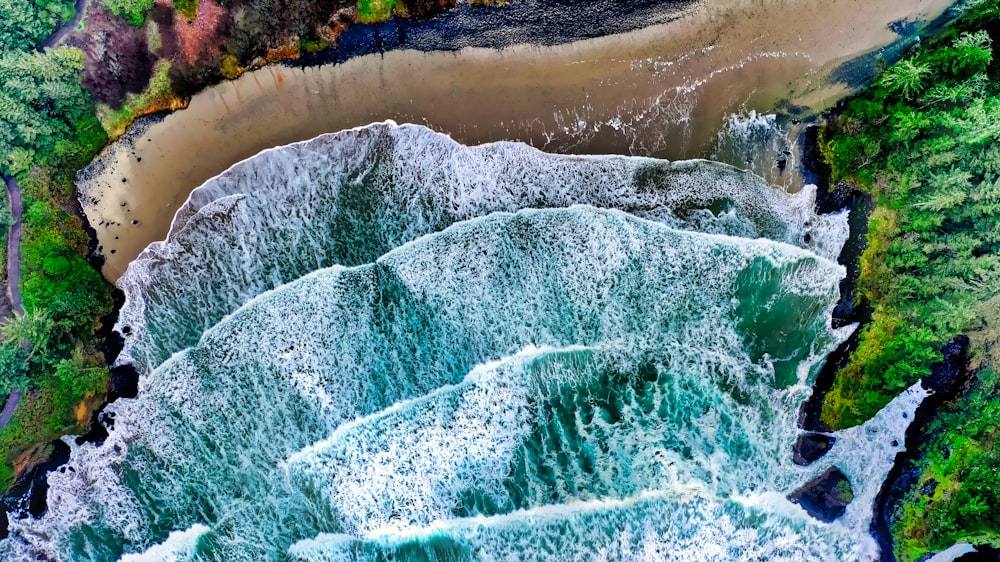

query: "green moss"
(357, 0), (401, 23)
(97, 61), (178, 139)
(174, 0), (198, 19)
(301, 38), (329, 54)
(833, 478), (855, 504)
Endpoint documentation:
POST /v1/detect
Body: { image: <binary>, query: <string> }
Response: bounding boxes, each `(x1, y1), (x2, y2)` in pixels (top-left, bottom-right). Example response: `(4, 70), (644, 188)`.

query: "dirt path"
(0, 389), (22, 430)
(40, 0), (87, 50)
(1, 176), (25, 430)
(4, 177), (24, 316)
(2, 0), (87, 433)
(0, 0), (86, 432)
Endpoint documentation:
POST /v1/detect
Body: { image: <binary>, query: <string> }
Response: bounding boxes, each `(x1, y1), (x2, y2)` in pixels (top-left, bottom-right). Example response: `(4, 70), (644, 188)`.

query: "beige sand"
(80, 0), (955, 282)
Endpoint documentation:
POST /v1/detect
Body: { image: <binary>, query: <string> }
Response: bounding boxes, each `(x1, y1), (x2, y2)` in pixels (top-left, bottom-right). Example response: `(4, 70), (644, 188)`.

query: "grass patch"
(174, 0), (199, 18)
(357, 0), (401, 23)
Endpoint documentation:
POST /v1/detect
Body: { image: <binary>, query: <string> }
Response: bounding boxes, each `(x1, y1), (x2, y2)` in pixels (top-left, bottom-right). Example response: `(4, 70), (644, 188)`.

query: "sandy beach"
(79, 0), (955, 281)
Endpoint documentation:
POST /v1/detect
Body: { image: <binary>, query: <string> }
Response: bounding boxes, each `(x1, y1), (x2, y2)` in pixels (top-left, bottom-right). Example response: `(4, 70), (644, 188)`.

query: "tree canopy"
(0, 0), (75, 51)
(0, 47), (106, 177)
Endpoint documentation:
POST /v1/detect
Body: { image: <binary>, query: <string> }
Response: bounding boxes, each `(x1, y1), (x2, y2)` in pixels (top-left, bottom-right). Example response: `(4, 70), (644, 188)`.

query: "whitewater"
(1, 122), (922, 561)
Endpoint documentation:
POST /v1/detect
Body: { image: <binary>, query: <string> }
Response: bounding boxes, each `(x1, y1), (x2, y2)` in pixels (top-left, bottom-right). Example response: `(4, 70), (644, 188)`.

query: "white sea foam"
(1, 207), (849, 561)
(3, 119), (886, 561)
(287, 490), (862, 561)
(284, 380), (929, 562)
(113, 122), (847, 373)
(117, 524), (209, 562)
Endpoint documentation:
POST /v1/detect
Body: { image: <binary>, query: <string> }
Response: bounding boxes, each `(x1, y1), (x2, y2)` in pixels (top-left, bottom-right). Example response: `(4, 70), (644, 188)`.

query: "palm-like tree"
(0, 309), (55, 361)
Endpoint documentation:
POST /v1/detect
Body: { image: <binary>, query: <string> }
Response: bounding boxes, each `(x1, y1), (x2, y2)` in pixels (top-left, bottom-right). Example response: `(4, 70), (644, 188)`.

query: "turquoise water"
(0, 123), (920, 561)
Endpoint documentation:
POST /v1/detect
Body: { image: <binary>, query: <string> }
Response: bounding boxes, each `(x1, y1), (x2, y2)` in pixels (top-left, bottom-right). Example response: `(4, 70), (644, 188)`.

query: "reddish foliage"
(170, 0), (229, 64)
(71, 4), (156, 108)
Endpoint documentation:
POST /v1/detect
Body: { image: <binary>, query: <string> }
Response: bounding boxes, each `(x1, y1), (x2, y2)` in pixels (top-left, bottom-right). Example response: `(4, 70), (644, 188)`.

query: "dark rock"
(799, 125), (831, 201)
(956, 545), (1000, 561)
(108, 364), (140, 401)
(796, 120), (879, 431)
(831, 299), (858, 327)
(798, 327), (865, 432)
(922, 335), (970, 394)
(871, 337), (974, 560)
(2, 440), (71, 518)
(793, 433), (836, 466)
(75, 408), (110, 446)
(93, 288), (126, 364)
(788, 466), (854, 522)
(0, 504), (7, 539)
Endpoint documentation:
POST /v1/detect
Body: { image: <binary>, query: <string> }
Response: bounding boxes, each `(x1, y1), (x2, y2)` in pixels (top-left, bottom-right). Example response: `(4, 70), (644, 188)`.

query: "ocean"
(2, 123), (922, 561)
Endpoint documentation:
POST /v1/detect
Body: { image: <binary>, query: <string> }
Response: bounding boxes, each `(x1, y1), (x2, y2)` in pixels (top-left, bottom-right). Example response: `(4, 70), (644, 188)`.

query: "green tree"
(100, 0), (154, 26)
(0, 47), (106, 177)
(879, 59), (932, 100)
(0, 0), (75, 50)
(0, 309), (58, 363)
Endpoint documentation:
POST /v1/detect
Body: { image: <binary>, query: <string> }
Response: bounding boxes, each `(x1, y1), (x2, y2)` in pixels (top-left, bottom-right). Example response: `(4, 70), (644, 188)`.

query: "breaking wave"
(0, 123), (915, 562)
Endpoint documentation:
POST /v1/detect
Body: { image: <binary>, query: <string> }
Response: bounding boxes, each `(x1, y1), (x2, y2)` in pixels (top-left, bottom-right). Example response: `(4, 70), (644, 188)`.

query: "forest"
(0, 0), (114, 487)
(821, 1), (1000, 557)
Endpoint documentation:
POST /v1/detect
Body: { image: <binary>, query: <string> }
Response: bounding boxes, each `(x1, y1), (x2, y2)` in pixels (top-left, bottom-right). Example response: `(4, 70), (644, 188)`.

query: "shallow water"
(78, 0), (955, 281)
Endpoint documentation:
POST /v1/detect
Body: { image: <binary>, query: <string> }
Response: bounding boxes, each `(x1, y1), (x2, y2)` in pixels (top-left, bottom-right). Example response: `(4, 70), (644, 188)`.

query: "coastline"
(797, 123), (876, 433)
(870, 337), (972, 562)
(0, 0), (968, 550)
(78, 0), (956, 282)
(794, 120), (972, 561)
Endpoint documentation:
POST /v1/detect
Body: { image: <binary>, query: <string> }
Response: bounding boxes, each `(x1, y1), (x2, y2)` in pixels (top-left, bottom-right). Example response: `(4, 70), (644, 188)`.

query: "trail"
(40, 0), (87, 50)
(0, 389), (22, 430)
(1, 176), (25, 430)
(0, 0), (84, 441)
(4, 177), (24, 317)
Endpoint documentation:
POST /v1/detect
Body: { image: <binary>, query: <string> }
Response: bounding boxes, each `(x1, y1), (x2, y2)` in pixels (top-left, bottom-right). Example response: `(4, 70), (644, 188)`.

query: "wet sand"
(79, 0), (956, 282)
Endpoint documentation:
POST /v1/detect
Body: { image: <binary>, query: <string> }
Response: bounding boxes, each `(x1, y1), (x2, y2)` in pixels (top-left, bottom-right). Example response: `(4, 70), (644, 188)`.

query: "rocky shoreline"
(870, 336), (972, 562)
(791, 119), (977, 561)
(796, 123), (875, 432)
(296, 0), (697, 67)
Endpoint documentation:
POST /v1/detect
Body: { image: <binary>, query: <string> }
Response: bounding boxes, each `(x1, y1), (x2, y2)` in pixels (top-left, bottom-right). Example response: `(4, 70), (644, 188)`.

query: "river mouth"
(78, 0), (955, 282)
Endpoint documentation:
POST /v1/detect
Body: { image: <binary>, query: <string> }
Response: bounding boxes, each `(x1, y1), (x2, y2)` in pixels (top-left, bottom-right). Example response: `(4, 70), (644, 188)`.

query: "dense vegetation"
(101, 0), (154, 27)
(0, 0), (75, 51)
(0, 9), (115, 487)
(0, 48), (107, 177)
(820, 1), (1000, 557)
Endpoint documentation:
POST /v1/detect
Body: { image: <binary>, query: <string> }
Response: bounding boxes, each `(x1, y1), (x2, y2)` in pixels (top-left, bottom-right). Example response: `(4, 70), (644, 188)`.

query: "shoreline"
(797, 122), (876, 433)
(793, 119), (969, 561)
(1, 0), (965, 547)
(78, 0), (957, 281)
(870, 337), (972, 562)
